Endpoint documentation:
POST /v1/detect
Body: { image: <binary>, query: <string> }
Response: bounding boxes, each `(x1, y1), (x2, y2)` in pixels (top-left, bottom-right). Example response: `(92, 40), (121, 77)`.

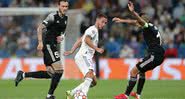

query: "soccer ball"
(74, 90), (87, 99)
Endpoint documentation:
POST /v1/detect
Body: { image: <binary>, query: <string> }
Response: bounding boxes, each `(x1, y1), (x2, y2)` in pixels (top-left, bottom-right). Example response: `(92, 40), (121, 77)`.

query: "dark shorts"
(136, 47), (165, 73)
(42, 44), (60, 66)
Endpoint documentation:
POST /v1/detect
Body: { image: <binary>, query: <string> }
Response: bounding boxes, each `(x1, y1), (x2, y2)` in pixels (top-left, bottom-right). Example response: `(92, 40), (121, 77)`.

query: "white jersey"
(77, 25), (99, 58)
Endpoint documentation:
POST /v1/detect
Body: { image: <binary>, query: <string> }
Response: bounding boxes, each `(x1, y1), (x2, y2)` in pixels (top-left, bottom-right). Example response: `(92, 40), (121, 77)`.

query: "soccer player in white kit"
(64, 13), (108, 98)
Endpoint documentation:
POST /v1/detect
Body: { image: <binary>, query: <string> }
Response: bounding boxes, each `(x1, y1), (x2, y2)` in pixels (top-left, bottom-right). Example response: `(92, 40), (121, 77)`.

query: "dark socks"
(137, 73), (145, 95)
(25, 71), (51, 78)
(125, 76), (137, 96)
(48, 72), (63, 95)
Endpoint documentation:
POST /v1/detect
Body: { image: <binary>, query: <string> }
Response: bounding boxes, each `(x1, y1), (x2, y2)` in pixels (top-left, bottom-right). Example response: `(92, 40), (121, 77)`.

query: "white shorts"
(74, 53), (95, 76)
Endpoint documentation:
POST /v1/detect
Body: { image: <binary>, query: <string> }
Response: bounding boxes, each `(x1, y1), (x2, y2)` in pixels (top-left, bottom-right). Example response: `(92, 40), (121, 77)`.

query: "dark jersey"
(141, 23), (162, 49)
(137, 23), (165, 73)
(42, 11), (68, 44)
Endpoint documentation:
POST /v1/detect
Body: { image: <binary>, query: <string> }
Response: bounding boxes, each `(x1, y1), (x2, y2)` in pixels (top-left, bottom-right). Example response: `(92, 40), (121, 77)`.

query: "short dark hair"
(58, 0), (68, 5)
(97, 13), (108, 19)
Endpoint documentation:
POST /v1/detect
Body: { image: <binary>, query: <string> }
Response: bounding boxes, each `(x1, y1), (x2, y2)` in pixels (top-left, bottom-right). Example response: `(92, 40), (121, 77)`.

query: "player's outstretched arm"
(112, 17), (137, 25)
(128, 1), (146, 26)
(85, 35), (104, 54)
(64, 37), (82, 56)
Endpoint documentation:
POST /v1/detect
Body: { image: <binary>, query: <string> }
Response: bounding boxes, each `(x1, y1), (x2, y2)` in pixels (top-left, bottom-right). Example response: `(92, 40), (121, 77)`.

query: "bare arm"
(37, 24), (45, 43)
(37, 13), (54, 52)
(64, 37), (82, 56)
(71, 37), (82, 53)
(37, 23), (46, 51)
(128, 1), (146, 26)
(85, 35), (104, 54)
(85, 35), (98, 50)
(112, 17), (137, 25)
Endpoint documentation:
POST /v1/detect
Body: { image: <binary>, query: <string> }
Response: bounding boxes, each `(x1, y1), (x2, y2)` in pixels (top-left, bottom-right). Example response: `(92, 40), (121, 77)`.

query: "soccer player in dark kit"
(113, 1), (165, 99)
(14, 0), (68, 99)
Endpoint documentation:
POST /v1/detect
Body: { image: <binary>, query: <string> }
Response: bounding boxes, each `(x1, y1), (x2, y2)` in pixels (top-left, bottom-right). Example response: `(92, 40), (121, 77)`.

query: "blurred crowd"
(0, 0), (185, 58)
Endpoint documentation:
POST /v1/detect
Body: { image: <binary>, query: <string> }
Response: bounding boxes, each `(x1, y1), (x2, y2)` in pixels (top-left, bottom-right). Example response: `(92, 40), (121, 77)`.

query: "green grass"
(0, 80), (185, 99)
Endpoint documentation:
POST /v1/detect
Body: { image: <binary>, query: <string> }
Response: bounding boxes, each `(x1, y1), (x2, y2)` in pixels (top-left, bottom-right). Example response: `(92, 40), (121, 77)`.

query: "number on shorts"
(54, 52), (60, 58)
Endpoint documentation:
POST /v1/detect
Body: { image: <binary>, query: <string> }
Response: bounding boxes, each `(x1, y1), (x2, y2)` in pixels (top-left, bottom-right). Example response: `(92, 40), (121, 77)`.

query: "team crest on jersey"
(57, 20), (60, 23)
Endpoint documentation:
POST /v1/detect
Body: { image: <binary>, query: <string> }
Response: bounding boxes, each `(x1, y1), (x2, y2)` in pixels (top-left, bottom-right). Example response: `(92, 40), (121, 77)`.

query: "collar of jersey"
(57, 11), (65, 18)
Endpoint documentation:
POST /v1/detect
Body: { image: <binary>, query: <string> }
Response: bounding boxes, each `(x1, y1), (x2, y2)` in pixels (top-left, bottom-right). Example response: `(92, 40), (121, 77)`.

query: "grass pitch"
(0, 79), (184, 99)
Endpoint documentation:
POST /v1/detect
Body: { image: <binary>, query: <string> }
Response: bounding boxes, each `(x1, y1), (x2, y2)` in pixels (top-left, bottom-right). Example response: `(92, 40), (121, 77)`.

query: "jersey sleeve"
(42, 13), (55, 27)
(85, 28), (96, 39)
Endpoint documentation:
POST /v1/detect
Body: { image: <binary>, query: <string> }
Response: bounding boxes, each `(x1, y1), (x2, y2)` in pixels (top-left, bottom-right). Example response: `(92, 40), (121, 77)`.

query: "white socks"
(71, 77), (93, 95)
(71, 82), (84, 95)
(47, 94), (52, 98)
(82, 78), (93, 94)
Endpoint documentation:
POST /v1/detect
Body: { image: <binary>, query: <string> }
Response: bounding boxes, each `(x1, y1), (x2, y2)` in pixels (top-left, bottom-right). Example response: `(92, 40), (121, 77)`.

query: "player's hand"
(63, 50), (73, 56)
(96, 48), (104, 54)
(37, 42), (43, 51)
(56, 35), (64, 43)
(112, 17), (122, 23)
(128, 1), (134, 12)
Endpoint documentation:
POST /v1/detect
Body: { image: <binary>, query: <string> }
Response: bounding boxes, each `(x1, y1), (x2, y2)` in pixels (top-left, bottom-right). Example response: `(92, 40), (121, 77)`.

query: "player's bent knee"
(86, 70), (94, 78)
(51, 61), (64, 71)
(90, 73), (97, 87)
(51, 62), (64, 74)
(90, 80), (97, 87)
(46, 66), (55, 76)
(130, 69), (137, 77)
(139, 73), (145, 79)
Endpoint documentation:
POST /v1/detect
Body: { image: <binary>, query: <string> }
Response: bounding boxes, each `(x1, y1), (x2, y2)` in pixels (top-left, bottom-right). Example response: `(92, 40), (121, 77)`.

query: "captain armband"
(143, 23), (149, 28)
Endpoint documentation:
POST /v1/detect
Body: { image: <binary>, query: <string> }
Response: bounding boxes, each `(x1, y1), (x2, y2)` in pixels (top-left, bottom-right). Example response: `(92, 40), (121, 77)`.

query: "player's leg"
(67, 55), (89, 97)
(68, 70), (95, 96)
(76, 55), (95, 95)
(66, 74), (95, 99)
(47, 61), (64, 99)
(23, 44), (53, 79)
(67, 72), (95, 98)
(130, 53), (161, 99)
(90, 74), (97, 87)
(24, 64), (54, 78)
(130, 72), (145, 99)
(137, 73), (145, 96)
(14, 66), (52, 87)
(81, 69), (94, 95)
(66, 55), (95, 98)
(15, 44), (55, 87)
(25, 71), (51, 78)
(42, 44), (63, 99)
(115, 54), (154, 99)
(15, 70), (51, 86)
(115, 66), (139, 99)
(125, 66), (139, 96)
